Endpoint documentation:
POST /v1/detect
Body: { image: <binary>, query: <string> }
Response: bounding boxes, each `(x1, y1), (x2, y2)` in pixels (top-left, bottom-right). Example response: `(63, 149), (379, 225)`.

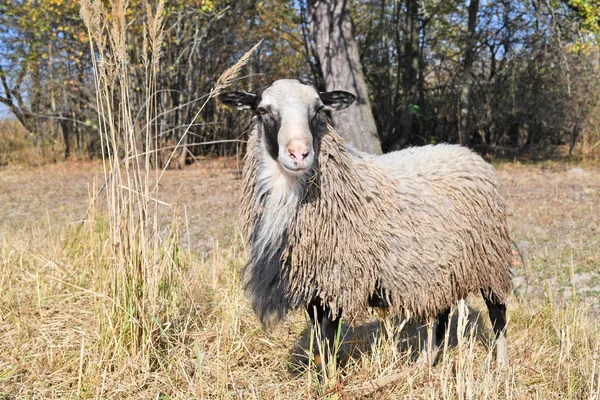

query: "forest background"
(2, 0), (600, 165)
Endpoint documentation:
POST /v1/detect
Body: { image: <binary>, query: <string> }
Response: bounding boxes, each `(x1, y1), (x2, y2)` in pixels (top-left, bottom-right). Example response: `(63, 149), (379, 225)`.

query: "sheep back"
(372, 144), (513, 319)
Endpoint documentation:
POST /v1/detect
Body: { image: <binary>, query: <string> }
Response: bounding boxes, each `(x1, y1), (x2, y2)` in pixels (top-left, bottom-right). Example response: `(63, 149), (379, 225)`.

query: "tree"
(307, 0), (382, 154)
(564, 0), (600, 34)
(458, 0), (480, 146)
(0, 0), (94, 159)
(392, 0), (421, 150)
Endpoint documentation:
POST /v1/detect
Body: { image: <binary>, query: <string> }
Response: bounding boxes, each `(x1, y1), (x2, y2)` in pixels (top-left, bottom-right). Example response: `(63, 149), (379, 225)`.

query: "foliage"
(0, 0), (599, 160)
(352, 0), (600, 155)
(0, 0), (95, 160)
(567, 0), (600, 35)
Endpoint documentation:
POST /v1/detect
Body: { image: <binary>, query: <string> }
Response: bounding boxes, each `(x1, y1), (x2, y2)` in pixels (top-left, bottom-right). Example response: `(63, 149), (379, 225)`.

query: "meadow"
(1, 156), (599, 399)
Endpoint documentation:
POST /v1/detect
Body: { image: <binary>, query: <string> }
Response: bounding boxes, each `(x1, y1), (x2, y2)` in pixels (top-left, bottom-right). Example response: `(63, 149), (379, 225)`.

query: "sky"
(0, 103), (14, 119)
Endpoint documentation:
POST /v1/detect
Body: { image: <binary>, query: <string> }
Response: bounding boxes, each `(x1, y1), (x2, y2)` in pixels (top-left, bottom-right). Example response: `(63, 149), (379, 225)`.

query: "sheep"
(219, 79), (513, 371)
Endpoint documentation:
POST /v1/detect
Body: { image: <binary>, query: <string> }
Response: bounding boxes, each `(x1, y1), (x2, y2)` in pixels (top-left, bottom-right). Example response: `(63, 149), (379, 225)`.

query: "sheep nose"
(287, 142), (310, 167)
(288, 149), (310, 167)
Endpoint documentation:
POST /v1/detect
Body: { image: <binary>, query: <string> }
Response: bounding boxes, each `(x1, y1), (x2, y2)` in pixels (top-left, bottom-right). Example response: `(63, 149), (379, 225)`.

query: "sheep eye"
(257, 107), (268, 116)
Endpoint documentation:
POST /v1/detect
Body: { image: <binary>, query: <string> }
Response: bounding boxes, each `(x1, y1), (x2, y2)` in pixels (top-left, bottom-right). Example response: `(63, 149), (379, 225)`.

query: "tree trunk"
(569, 118), (582, 156)
(178, 130), (188, 168)
(390, 0), (420, 151)
(60, 117), (71, 159)
(458, 0), (480, 146)
(308, 0), (382, 154)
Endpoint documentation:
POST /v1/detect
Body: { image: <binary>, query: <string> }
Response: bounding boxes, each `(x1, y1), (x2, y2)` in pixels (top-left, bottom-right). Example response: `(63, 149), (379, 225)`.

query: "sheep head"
(219, 79), (355, 176)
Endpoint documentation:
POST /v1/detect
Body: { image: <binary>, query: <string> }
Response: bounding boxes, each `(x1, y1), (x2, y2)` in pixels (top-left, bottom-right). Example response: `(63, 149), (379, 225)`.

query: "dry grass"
(76, 0), (258, 387)
(1, 158), (600, 399)
(0, 120), (65, 167)
(497, 162), (600, 309)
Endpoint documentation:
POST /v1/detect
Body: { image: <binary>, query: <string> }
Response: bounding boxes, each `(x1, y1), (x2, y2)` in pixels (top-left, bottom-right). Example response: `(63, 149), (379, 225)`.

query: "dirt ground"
(496, 162), (600, 309)
(0, 158), (242, 251)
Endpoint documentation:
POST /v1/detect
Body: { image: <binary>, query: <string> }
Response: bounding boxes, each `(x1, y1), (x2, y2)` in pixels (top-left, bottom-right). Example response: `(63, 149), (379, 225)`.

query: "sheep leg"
(419, 308), (450, 365)
(482, 290), (508, 366)
(307, 299), (341, 378)
(434, 307), (451, 354)
(367, 287), (389, 307)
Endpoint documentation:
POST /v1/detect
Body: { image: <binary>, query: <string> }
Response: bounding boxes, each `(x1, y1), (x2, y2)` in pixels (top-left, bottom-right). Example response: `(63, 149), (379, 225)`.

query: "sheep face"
(219, 79), (356, 177)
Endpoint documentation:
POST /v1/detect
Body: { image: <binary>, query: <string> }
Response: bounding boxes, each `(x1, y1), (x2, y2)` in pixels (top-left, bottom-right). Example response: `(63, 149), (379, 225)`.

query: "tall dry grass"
(78, 0), (259, 376)
(79, 0), (178, 370)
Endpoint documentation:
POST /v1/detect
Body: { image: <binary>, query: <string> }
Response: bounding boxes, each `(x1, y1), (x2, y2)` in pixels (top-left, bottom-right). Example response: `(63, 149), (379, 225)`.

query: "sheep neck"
(251, 140), (307, 265)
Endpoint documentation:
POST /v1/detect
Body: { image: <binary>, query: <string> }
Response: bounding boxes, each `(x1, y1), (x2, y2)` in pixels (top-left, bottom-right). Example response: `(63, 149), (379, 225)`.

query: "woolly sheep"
(219, 79), (512, 371)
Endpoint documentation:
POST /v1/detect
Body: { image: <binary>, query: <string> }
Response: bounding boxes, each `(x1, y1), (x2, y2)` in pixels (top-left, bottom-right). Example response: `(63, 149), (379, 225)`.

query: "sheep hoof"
(417, 345), (440, 366)
(495, 335), (509, 367)
(496, 353), (509, 368)
(417, 322), (440, 366)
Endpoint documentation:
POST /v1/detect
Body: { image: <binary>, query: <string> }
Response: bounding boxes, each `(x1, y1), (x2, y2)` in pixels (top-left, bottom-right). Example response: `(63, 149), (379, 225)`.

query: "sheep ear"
(319, 90), (356, 111)
(218, 91), (257, 111)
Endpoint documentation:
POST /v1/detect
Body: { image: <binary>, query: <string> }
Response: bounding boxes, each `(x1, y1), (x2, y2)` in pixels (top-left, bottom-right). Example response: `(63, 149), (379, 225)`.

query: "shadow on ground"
(287, 305), (498, 375)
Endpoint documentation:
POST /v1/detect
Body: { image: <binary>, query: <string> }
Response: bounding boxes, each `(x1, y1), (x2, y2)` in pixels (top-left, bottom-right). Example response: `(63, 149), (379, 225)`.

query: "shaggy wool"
(241, 124), (513, 327)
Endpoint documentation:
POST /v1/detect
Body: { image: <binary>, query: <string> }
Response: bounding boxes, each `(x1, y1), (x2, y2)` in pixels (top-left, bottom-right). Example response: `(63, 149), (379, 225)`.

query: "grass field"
(1, 158), (599, 399)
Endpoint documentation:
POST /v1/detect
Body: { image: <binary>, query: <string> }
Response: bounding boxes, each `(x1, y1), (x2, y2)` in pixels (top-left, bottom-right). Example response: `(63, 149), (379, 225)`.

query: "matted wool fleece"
(241, 125), (513, 326)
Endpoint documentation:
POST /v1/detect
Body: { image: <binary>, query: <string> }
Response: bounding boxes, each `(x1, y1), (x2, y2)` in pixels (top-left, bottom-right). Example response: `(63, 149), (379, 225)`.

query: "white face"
(256, 80), (322, 176)
(219, 79), (357, 177)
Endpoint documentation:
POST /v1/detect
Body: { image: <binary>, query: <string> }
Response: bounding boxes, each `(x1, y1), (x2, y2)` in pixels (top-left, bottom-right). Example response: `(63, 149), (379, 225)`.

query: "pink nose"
(288, 148), (310, 167)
